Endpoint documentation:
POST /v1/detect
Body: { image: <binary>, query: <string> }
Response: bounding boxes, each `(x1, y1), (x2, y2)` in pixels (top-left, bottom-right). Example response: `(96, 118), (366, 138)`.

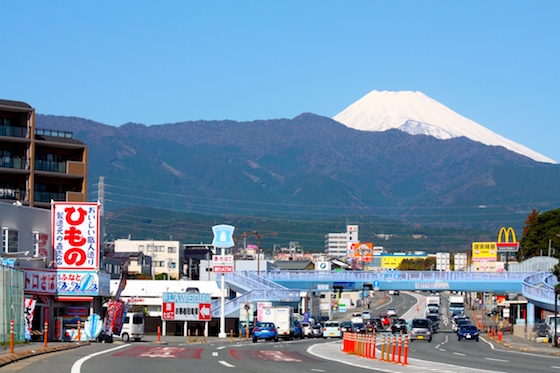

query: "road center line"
(71, 344), (131, 373)
(219, 360), (235, 367)
(454, 352), (466, 356)
(212, 352), (218, 356)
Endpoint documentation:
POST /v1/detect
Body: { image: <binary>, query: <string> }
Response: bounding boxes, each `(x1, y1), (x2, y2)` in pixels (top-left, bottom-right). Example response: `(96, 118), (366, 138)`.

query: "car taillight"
(337, 328), (340, 331)
(324, 328), (326, 332)
(254, 327), (260, 332)
(272, 328), (276, 332)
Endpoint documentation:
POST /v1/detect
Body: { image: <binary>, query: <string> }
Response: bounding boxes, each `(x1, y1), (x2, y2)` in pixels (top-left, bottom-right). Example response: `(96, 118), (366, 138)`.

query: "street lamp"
(233, 232), (251, 271)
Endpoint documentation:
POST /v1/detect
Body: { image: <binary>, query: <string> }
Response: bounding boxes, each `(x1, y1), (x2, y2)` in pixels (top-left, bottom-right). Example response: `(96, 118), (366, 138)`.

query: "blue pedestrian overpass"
(214, 270), (559, 319)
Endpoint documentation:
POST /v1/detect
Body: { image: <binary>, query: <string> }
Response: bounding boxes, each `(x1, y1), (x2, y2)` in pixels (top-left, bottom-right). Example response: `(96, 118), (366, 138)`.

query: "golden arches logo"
(498, 227), (517, 243)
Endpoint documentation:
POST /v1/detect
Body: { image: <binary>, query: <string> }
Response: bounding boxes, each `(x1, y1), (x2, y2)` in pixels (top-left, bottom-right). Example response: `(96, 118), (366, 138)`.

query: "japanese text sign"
(24, 269), (57, 295)
(472, 242), (497, 262)
(52, 202), (99, 270)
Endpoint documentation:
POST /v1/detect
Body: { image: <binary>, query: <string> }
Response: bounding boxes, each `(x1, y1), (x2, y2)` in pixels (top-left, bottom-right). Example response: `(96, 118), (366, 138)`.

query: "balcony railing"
(33, 191), (66, 203)
(35, 128), (73, 139)
(0, 125), (29, 138)
(0, 187), (26, 201)
(0, 156), (28, 170)
(34, 160), (66, 173)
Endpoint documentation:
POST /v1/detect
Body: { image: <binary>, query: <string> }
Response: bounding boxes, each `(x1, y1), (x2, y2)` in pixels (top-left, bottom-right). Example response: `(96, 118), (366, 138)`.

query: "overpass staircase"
(211, 271), (300, 318)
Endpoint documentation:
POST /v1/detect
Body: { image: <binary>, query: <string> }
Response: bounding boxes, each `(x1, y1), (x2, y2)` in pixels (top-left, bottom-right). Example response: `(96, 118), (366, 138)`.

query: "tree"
(517, 208), (560, 261)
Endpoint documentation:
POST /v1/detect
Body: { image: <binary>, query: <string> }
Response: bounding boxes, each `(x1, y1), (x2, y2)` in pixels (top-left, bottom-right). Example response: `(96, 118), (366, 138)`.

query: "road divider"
(342, 332), (408, 366)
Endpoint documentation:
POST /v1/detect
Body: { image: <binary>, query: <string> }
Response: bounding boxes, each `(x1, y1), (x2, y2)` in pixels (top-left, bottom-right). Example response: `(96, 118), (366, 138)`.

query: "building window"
(168, 261), (176, 269)
(138, 245), (145, 252)
(156, 246), (164, 252)
(156, 261), (165, 267)
(168, 247), (176, 253)
(2, 227), (19, 253)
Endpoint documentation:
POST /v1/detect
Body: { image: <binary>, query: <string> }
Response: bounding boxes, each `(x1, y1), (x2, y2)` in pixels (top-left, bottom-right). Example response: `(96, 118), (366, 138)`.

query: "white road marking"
(479, 336), (495, 349)
(311, 369), (326, 372)
(212, 352), (218, 356)
(71, 344), (131, 373)
(485, 357), (509, 362)
(217, 346), (227, 350)
(454, 352), (467, 356)
(219, 360), (235, 367)
(551, 366), (560, 369)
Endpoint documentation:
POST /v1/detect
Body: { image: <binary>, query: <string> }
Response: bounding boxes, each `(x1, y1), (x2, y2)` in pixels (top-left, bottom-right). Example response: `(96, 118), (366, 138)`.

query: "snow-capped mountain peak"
(333, 90), (557, 164)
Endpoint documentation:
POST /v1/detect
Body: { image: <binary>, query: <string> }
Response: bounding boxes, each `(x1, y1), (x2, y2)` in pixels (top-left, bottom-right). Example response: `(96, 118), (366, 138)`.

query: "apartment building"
(0, 99), (87, 208)
(114, 238), (182, 279)
(324, 225), (359, 258)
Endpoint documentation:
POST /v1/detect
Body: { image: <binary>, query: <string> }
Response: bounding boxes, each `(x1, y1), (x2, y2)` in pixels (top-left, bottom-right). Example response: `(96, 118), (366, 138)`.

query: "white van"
(117, 312), (145, 342)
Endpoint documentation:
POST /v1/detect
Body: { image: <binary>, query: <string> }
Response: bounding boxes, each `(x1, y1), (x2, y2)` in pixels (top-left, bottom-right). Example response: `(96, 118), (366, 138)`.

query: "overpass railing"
(522, 272), (557, 307)
(262, 270), (536, 283)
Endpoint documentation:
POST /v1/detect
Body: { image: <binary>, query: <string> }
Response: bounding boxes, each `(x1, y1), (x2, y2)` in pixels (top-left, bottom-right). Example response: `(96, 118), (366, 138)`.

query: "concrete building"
(324, 225), (358, 257)
(454, 253), (468, 271)
(114, 239), (182, 279)
(0, 99), (87, 208)
(436, 252), (451, 271)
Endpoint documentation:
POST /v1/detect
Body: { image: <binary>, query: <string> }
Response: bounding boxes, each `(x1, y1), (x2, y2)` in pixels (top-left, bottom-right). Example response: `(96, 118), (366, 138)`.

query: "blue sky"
(2, 1), (559, 162)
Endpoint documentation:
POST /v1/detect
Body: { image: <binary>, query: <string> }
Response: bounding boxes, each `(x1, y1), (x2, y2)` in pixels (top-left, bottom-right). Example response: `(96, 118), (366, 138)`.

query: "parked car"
(311, 324), (323, 338)
(410, 319), (432, 342)
(253, 322), (278, 343)
(457, 324), (479, 341)
(391, 318), (407, 334)
(536, 324), (548, 338)
(393, 290), (400, 295)
(387, 308), (398, 317)
(340, 321), (354, 334)
(323, 321), (342, 338)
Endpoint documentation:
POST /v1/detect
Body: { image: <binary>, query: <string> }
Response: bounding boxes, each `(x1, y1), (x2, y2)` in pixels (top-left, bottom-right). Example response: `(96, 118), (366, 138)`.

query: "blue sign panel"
(211, 225), (235, 248)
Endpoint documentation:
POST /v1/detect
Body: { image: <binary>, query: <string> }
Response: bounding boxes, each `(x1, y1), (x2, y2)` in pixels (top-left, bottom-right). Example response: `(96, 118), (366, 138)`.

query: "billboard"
(472, 242), (497, 262)
(162, 292), (212, 321)
(496, 227), (520, 253)
(52, 202), (100, 270)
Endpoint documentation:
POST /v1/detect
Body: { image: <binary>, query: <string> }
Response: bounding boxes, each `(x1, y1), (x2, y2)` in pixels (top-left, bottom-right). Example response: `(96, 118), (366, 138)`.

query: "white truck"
(448, 295), (465, 316)
(261, 306), (295, 340)
(426, 296), (440, 308)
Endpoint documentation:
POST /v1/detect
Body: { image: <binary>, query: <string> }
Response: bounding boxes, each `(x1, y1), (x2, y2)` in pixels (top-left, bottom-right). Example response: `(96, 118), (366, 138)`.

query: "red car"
(378, 313), (391, 326)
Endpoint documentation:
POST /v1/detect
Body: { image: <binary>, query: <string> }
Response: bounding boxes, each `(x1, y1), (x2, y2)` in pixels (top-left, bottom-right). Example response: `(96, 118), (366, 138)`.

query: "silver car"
(410, 318), (432, 342)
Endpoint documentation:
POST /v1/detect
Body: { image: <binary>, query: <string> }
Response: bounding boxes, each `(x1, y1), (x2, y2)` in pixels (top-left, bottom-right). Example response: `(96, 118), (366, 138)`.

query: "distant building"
(114, 239), (182, 279)
(325, 225), (359, 257)
(436, 252), (451, 271)
(454, 253), (468, 271)
(104, 251), (151, 279)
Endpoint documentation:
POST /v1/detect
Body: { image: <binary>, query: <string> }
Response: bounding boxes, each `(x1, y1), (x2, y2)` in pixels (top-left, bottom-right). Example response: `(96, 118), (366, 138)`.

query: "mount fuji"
(333, 90), (557, 164)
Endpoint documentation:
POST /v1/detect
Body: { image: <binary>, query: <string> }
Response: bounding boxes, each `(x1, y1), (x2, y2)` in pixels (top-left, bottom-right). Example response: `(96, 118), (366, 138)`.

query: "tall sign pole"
(212, 225), (235, 338)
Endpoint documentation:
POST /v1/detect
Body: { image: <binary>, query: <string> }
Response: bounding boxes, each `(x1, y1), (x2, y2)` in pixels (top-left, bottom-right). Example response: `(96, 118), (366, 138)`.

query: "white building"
(324, 225), (359, 258)
(436, 252), (450, 271)
(454, 253), (468, 271)
(114, 239), (182, 279)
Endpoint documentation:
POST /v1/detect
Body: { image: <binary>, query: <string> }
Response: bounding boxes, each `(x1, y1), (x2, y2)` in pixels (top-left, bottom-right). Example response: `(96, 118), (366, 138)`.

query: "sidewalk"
(466, 307), (560, 357)
(0, 341), (89, 367)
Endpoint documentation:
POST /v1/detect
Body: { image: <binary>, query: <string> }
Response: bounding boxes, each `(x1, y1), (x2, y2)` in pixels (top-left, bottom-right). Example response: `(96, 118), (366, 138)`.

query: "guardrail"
(522, 272), (559, 309)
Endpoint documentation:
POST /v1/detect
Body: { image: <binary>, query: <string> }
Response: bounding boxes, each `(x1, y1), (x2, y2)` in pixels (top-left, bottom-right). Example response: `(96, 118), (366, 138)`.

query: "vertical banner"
(52, 202), (100, 270)
(103, 300), (127, 336)
(24, 298), (37, 341)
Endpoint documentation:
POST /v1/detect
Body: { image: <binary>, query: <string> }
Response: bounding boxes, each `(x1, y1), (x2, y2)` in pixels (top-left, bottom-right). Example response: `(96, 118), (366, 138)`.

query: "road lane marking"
(551, 366), (560, 369)
(217, 346), (227, 350)
(480, 336), (495, 349)
(212, 352), (218, 356)
(219, 360), (235, 367)
(71, 344), (131, 373)
(485, 357), (509, 362)
(454, 352), (466, 356)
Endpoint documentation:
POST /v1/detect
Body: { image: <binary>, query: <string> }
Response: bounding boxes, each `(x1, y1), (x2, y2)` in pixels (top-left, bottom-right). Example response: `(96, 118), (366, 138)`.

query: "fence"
(0, 266), (25, 343)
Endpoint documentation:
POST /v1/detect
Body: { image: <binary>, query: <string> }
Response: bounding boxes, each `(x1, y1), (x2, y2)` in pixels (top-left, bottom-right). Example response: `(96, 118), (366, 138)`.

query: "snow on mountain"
(333, 90), (557, 164)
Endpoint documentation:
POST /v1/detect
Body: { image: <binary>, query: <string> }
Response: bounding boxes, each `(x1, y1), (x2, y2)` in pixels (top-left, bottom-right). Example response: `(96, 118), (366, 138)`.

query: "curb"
(0, 342), (89, 367)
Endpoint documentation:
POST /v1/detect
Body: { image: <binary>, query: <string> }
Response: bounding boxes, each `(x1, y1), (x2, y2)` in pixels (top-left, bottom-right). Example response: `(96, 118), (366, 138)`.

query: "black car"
(426, 314), (439, 333)
(391, 318), (407, 334)
(353, 323), (366, 334)
(340, 321), (354, 333)
(371, 318), (383, 331)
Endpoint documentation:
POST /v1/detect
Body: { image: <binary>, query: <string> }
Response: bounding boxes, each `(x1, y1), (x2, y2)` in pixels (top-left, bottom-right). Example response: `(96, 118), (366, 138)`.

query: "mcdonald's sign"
(496, 227), (520, 253)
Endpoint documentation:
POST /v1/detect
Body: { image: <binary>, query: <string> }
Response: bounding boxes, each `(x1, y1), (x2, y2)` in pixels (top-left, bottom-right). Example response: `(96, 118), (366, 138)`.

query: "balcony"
(33, 191), (66, 203)
(35, 128), (73, 139)
(0, 156), (29, 170)
(0, 125), (29, 139)
(34, 160), (85, 176)
(66, 191), (86, 202)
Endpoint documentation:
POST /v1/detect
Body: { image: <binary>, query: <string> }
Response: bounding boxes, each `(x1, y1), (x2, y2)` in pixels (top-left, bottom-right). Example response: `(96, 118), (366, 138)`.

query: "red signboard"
(199, 303), (211, 320)
(52, 202), (100, 270)
(162, 302), (175, 320)
(213, 265), (233, 273)
(23, 269), (57, 295)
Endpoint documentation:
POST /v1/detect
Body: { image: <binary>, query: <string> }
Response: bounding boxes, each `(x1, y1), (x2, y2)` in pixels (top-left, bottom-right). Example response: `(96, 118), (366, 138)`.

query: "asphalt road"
(3, 292), (559, 373)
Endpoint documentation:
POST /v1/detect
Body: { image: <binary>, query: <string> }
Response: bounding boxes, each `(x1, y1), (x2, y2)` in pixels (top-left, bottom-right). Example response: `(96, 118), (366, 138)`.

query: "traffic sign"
(212, 255), (234, 273)
(212, 225), (235, 248)
(199, 303), (211, 320)
(213, 265), (233, 273)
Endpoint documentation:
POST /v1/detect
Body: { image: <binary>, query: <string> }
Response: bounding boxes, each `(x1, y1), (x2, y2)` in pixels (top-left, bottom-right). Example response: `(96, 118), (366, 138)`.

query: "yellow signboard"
(472, 242), (497, 262)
